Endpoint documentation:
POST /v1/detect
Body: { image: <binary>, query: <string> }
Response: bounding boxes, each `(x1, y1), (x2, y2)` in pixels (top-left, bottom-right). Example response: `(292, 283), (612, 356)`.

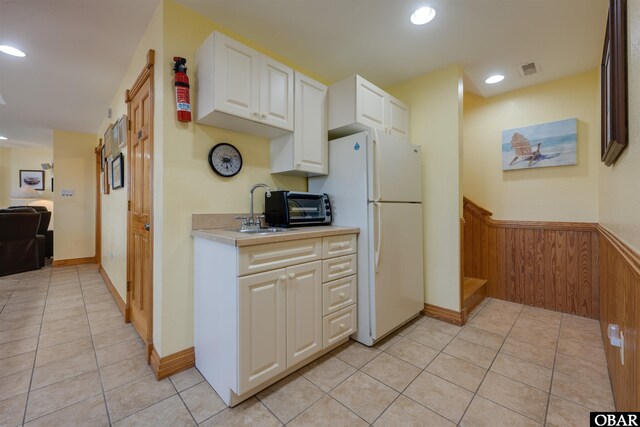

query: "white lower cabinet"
(238, 269), (287, 393)
(285, 261), (323, 366)
(194, 233), (358, 407)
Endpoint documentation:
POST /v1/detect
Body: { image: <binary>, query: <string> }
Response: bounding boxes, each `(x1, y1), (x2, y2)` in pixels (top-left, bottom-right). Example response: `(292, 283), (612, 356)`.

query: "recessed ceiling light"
(0, 45), (26, 57)
(485, 74), (505, 84)
(0, 136), (7, 140)
(411, 7), (436, 25)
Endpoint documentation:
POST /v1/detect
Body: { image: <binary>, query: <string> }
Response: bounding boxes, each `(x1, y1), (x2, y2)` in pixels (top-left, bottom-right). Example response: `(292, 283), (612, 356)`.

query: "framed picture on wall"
(100, 139), (105, 172)
(111, 120), (121, 159)
(104, 124), (113, 157)
(601, 0), (628, 166)
(112, 153), (124, 190)
(117, 115), (128, 149)
(19, 170), (45, 191)
(105, 156), (111, 195)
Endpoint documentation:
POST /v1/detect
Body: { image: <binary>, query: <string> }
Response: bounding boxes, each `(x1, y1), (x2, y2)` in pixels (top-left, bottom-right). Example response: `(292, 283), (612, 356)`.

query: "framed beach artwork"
(502, 118), (577, 171)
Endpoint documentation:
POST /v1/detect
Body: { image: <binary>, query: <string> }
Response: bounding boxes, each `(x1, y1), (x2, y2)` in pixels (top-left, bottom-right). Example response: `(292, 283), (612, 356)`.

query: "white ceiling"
(0, 0), (159, 149)
(0, 0), (607, 149)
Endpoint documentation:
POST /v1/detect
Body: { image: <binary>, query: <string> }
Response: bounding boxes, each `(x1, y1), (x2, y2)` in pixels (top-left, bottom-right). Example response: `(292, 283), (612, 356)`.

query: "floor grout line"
(20, 263), (53, 426)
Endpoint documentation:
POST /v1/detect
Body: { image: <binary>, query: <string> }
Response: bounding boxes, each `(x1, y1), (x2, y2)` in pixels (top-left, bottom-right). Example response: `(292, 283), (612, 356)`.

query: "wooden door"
(238, 269), (287, 394)
(259, 55), (294, 131)
(214, 32), (259, 120)
(126, 50), (154, 360)
(293, 72), (327, 175)
(286, 261), (322, 366)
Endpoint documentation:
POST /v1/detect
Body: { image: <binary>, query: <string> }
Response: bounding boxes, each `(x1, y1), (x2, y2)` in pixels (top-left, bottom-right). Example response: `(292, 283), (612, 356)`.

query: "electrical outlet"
(61, 189), (75, 197)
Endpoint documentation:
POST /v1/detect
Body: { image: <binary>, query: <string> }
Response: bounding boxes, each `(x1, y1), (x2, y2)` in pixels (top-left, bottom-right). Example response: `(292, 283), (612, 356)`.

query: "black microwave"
(265, 191), (332, 227)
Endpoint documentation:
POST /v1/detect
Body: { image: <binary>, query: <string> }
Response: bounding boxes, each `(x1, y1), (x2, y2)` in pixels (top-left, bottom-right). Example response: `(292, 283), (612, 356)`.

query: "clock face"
(208, 143), (242, 177)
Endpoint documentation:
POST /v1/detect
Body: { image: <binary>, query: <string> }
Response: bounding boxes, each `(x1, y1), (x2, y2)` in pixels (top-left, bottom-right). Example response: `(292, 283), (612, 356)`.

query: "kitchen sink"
(226, 227), (295, 235)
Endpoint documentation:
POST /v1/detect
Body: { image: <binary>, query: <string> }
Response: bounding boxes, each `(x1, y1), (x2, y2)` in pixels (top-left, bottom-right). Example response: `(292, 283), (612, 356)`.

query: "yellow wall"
(0, 148), (9, 207)
(97, 1), (164, 302)
(599, 2), (640, 252)
(157, 0), (306, 356)
(388, 66), (464, 312)
(0, 147), (53, 210)
(464, 70), (600, 222)
(52, 130), (96, 260)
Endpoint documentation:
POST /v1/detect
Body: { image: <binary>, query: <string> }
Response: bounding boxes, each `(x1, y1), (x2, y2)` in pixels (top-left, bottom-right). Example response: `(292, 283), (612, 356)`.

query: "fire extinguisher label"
(177, 102), (191, 112)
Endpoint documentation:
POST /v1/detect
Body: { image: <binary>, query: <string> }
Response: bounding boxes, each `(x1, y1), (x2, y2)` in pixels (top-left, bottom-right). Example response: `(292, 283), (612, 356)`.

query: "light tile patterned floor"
(0, 264), (614, 426)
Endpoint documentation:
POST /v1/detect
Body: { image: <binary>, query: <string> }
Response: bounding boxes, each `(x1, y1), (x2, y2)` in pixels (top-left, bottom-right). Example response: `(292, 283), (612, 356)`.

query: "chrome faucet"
(237, 183), (272, 230)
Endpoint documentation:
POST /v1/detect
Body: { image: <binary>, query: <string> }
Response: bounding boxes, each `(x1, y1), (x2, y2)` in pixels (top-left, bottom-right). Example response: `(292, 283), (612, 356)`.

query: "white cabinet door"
(238, 269), (286, 393)
(355, 76), (386, 131)
(260, 56), (294, 131)
(213, 33), (260, 121)
(286, 261), (322, 366)
(293, 73), (327, 175)
(386, 95), (409, 137)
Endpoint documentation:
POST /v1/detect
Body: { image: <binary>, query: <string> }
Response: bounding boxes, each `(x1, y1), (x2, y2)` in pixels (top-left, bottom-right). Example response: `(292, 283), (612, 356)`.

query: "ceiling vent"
(518, 60), (541, 77)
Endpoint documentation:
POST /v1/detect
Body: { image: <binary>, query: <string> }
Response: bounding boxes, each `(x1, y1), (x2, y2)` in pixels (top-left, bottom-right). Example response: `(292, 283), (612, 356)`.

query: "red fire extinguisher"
(173, 57), (191, 122)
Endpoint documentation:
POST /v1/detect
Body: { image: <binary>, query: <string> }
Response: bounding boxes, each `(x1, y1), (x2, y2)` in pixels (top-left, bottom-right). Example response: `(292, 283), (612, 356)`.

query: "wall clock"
(208, 143), (242, 177)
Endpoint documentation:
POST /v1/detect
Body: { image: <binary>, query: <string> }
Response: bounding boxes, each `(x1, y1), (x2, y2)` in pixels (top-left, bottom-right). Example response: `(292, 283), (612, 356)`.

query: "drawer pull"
(340, 323), (346, 329)
(339, 292), (346, 299)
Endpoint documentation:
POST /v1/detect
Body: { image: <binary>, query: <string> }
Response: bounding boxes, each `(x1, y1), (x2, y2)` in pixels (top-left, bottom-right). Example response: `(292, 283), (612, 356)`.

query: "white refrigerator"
(309, 130), (424, 346)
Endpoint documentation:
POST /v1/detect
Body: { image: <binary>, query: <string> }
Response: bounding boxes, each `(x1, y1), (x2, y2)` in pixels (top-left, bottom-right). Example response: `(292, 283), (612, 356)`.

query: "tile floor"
(0, 264), (614, 426)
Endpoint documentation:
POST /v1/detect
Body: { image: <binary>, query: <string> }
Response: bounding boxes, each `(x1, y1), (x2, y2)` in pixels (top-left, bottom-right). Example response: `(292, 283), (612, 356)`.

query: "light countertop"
(192, 225), (360, 247)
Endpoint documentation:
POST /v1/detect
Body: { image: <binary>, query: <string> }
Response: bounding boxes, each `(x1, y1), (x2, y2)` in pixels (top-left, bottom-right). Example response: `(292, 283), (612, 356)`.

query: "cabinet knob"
(289, 273), (296, 280)
(340, 243), (349, 249)
(339, 292), (346, 299)
(261, 113), (267, 120)
(280, 275), (287, 282)
(253, 112), (260, 119)
(340, 323), (346, 329)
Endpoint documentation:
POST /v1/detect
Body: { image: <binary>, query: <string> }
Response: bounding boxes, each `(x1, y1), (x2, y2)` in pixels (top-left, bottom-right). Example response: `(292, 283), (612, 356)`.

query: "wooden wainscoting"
(463, 198), (599, 319)
(598, 225), (640, 410)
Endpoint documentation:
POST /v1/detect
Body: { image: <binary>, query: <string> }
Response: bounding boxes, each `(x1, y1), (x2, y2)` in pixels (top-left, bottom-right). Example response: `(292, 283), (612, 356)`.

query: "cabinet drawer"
(322, 234), (356, 259)
(323, 275), (357, 316)
(323, 305), (357, 348)
(322, 254), (356, 282)
(239, 238), (322, 276)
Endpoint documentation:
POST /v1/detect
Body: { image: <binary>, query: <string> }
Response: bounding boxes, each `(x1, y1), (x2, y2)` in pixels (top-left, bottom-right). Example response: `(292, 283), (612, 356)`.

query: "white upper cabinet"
(329, 74), (409, 139)
(270, 72), (328, 176)
(196, 32), (293, 138)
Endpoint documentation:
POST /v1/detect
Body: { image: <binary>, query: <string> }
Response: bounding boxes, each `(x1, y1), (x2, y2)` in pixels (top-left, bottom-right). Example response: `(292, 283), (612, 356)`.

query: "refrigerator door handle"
(373, 130), (381, 202)
(374, 201), (382, 273)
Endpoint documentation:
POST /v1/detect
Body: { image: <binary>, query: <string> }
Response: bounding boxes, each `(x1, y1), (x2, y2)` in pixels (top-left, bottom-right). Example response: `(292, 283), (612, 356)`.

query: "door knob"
(144, 223), (150, 231)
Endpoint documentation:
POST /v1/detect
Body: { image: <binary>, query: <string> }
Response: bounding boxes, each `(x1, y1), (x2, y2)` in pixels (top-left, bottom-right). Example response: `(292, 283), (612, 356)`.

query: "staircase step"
(464, 277), (487, 313)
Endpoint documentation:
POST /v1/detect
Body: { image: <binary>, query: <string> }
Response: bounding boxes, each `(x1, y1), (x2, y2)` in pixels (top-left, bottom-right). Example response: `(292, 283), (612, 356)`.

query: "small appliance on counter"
(264, 191), (332, 227)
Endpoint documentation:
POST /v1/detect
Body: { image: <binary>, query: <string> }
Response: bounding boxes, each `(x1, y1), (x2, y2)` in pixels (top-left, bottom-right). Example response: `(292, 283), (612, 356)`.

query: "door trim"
(95, 142), (102, 266)
(126, 49), (155, 360)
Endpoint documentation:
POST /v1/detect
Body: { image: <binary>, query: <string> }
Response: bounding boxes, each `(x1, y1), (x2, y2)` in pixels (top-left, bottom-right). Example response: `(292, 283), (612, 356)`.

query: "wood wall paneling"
(598, 226), (640, 411)
(462, 198), (599, 319)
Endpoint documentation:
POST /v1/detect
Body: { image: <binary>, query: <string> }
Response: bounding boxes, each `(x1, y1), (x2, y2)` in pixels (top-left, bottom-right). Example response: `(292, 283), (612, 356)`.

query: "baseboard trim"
(423, 303), (467, 326)
(52, 256), (96, 267)
(150, 346), (195, 380)
(98, 266), (126, 316)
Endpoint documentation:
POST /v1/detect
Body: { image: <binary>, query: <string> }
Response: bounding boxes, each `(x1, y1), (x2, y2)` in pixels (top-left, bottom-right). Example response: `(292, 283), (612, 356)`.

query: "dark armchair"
(0, 210), (44, 276)
(9, 206), (52, 260)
